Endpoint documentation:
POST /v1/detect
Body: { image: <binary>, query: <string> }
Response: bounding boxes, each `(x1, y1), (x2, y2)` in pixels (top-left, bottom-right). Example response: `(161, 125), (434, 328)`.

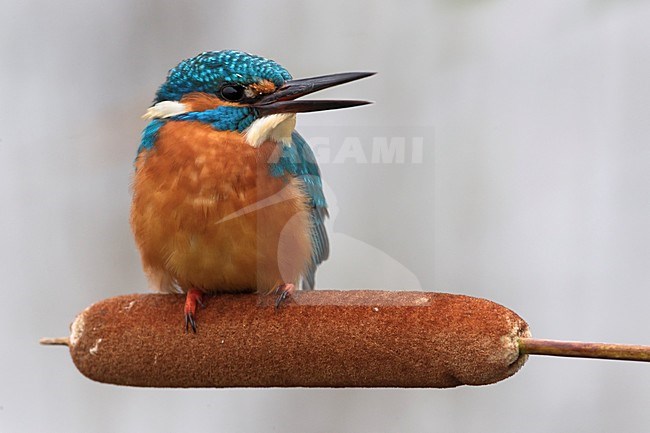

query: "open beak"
(253, 71), (375, 116)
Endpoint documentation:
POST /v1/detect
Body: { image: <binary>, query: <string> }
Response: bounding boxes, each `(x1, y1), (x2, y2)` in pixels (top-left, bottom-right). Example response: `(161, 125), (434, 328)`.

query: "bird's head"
(144, 50), (373, 147)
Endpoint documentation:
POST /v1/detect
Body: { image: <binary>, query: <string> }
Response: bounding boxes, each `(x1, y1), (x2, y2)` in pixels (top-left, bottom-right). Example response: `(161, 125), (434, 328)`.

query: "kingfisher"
(131, 50), (373, 331)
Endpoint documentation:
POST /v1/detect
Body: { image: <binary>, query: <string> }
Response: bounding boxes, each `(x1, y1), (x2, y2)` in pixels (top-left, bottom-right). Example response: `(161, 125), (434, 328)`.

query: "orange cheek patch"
(180, 92), (229, 111)
(248, 80), (277, 96)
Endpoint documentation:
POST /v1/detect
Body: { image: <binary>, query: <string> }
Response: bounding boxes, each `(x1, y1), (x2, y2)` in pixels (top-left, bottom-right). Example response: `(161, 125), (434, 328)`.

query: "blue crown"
(155, 50), (292, 102)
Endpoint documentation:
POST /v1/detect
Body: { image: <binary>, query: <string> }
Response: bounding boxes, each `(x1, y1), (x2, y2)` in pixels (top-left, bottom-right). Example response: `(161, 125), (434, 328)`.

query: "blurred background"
(3, 1), (650, 432)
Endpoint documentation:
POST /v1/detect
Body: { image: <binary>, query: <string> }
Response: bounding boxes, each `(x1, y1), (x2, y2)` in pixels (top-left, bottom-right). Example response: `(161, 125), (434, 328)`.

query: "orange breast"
(130, 121), (313, 294)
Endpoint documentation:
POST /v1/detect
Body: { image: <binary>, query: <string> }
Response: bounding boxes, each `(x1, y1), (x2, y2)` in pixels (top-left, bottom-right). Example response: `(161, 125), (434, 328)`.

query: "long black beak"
(253, 71), (375, 116)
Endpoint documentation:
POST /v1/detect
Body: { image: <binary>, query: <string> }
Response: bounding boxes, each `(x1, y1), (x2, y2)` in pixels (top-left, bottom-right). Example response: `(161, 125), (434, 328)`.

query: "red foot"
(274, 283), (296, 309)
(184, 289), (205, 333)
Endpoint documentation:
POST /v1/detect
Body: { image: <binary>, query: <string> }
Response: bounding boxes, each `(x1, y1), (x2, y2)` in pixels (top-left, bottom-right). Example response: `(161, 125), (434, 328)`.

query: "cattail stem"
(519, 338), (650, 362)
(40, 337), (70, 346)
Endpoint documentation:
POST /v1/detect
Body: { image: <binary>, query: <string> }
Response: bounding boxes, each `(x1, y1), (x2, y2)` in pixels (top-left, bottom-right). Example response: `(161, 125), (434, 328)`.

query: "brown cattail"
(41, 291), (530, 387)
(41, 290), (650, 388)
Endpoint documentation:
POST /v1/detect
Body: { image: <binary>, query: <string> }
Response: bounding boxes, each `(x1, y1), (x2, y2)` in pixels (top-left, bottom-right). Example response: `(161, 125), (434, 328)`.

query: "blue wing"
(268, 131), (329, 289)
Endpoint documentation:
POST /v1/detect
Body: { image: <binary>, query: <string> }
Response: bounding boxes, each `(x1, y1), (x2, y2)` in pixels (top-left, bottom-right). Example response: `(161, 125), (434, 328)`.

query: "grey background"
(3, 1), (650, 432)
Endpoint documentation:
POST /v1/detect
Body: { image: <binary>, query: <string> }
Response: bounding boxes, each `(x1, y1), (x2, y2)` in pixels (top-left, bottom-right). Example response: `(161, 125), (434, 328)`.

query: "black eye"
(219, 84), (245, 102)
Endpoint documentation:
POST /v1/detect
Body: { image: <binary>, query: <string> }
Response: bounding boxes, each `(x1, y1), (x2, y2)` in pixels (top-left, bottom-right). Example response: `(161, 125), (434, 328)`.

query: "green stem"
(519, 338), (650, 362)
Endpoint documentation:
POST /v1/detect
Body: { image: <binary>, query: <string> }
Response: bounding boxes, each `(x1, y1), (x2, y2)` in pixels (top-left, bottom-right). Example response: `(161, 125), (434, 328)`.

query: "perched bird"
(131, 50), (373, 331)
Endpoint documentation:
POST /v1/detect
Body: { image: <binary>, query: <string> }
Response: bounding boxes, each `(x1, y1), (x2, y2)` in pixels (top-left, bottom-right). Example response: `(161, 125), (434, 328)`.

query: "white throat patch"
(244, 113), (296, 148)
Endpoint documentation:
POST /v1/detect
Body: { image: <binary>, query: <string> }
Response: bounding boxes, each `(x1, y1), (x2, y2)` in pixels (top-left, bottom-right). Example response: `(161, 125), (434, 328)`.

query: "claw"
(274, 283), (296, 309)
(185, 312), (197, 333)
(184, 289), (205, 333)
